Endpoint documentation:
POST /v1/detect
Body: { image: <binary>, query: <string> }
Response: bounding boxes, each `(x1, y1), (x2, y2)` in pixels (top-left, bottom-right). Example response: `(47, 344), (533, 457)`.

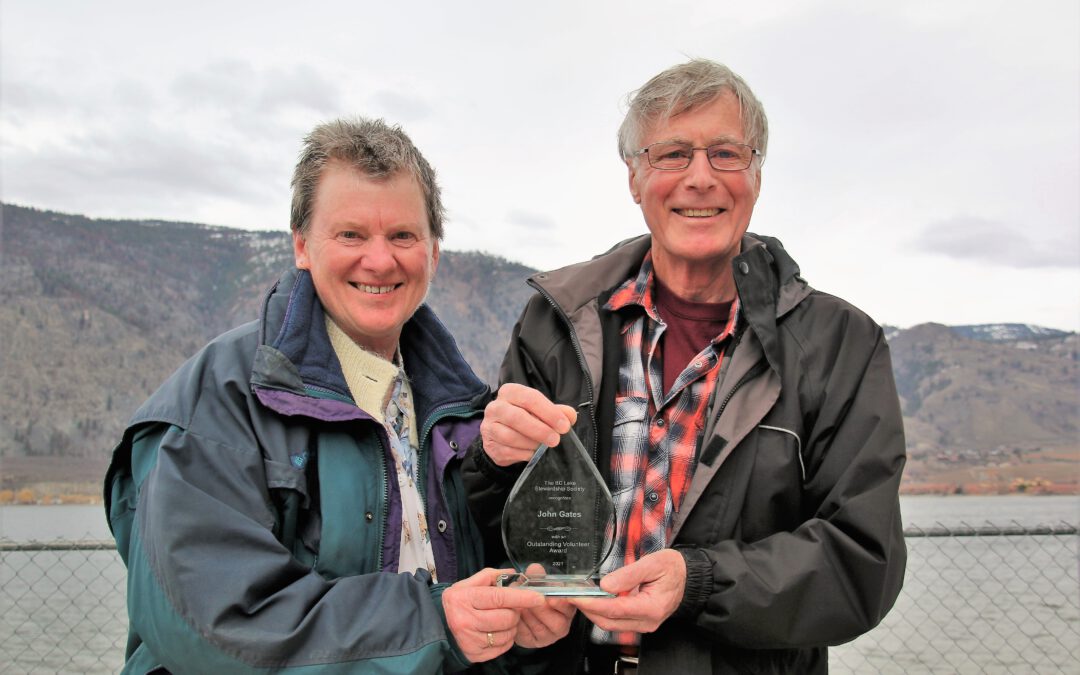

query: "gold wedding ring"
(486, 631), (495, 648)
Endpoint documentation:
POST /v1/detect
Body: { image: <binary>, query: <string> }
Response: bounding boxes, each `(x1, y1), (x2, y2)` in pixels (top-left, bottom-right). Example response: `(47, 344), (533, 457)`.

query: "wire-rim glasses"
(634, 142), (761, 171)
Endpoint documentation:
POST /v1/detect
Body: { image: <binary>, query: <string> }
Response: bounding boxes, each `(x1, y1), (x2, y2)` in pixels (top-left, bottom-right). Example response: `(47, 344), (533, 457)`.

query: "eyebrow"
(656, 135), (744, 146)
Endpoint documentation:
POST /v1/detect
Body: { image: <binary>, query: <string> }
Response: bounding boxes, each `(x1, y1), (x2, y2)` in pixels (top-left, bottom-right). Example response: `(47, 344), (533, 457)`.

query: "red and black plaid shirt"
(594, 253), (739, 646)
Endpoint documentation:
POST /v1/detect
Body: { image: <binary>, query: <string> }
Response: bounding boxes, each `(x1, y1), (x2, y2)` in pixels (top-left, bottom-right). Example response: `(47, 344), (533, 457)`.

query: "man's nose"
(683, 149), (718, 189)
(360, 236), (396, 271)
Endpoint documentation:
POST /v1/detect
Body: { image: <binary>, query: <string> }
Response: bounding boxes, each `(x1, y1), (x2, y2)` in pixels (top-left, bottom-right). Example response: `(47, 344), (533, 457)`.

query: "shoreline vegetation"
(1, 479), (1076, 507)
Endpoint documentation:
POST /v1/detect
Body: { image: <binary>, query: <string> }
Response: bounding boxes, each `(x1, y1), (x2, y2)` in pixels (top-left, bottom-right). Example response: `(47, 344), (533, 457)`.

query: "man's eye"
(657, 146), (691, 160)
(710, 147), (739, 160)
(390, 232), (419, 246)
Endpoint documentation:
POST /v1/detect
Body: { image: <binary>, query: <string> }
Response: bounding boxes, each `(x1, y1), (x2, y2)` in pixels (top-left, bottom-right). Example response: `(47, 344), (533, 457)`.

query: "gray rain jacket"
(105, 269), (502, 674)
(464, 234), (907, 674)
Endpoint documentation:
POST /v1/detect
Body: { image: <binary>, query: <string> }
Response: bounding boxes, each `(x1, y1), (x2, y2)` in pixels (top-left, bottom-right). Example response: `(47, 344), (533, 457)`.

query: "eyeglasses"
(633, 141), (761, 171)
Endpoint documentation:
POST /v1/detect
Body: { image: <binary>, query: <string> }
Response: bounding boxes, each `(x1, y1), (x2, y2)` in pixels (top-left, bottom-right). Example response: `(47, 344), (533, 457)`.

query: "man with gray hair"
(106, 116), (573, 673)
(467, 60), (907, 673)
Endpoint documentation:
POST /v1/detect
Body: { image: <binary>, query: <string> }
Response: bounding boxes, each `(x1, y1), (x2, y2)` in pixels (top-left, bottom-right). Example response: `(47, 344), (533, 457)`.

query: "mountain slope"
(1, 203), (1076, 494)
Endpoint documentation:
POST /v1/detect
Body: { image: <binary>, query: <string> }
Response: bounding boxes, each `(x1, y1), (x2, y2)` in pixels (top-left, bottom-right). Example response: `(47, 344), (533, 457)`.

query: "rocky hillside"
(888, 323), (1077, 491)
(1, 203), (1076, 494)
(0, 203), (534, 485)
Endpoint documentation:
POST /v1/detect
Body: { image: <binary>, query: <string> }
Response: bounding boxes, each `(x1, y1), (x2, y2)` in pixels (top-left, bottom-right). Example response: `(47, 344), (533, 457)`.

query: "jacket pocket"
(756, 424), (805, 481)
(738, 425), (806, 540)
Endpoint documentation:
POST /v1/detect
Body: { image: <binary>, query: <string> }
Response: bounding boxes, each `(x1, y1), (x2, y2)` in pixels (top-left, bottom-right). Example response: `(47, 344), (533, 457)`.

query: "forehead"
(313, 162), (426, 214)
(642, 93), (747, 144)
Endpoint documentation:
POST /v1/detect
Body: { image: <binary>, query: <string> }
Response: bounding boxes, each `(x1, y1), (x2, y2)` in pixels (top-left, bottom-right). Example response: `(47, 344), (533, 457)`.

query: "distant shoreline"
(1, 482), (1077, 506)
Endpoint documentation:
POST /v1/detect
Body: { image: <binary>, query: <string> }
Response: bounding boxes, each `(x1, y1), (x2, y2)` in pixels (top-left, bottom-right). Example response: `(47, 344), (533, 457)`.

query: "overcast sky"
(2, 0), (1078, 331)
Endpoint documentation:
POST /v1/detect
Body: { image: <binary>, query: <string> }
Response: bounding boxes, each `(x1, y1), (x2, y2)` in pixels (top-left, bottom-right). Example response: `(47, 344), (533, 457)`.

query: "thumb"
(458, 567), (513, 588)
(467, 585), (546, 610)
(493, 587), (546, 610)
(554, 404), (578, 429)
(599, 560), (651, 595)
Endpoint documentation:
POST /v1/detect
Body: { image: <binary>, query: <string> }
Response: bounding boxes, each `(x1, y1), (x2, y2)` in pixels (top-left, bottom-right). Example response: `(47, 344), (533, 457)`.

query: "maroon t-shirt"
(653, 278), (734, 395)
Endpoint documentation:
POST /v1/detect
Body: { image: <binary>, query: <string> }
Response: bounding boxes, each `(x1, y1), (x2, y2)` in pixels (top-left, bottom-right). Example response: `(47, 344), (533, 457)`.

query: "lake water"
(3, 494), (1076, 541)
(1, 496), (1077, 673)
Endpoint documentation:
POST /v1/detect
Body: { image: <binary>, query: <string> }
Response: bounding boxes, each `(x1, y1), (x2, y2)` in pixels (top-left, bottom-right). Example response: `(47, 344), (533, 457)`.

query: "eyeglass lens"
(646, 142), (754, 171)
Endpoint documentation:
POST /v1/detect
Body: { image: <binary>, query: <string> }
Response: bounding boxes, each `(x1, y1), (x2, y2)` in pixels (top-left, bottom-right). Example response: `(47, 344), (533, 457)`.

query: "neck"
(651, 252), (737, 304)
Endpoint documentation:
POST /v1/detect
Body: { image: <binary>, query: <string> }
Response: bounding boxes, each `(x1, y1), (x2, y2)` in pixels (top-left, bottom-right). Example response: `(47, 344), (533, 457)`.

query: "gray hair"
(290, 117), (445, 239)
(617, 59), (769, 162)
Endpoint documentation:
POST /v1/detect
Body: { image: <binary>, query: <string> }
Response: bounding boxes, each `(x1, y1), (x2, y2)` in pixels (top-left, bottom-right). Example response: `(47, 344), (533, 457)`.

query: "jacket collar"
(530, 232), (811, 325)
(251, 268), (488, 423)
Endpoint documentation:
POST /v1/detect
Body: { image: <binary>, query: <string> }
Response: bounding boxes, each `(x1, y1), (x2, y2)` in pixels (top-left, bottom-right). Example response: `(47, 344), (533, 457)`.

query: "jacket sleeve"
(676, 326), (907, 648)
(108, 422), (473, 674)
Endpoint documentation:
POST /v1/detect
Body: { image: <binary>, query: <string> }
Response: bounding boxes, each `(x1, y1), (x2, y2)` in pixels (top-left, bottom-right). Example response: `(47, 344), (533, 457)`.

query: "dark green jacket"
(105, 269), (497, 674)
(464, 234), (907, 674)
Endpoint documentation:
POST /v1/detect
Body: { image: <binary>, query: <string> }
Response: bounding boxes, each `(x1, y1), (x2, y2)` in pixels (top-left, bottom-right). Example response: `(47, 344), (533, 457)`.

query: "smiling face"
(293, 162), (439, 360)
(627, 93), (762, 294)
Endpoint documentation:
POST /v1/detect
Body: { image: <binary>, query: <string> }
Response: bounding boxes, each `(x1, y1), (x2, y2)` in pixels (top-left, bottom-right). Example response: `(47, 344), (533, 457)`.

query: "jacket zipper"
(714, 358), (770, 421)
(416, 403), (480, 511)
(373, 430), (389, 572)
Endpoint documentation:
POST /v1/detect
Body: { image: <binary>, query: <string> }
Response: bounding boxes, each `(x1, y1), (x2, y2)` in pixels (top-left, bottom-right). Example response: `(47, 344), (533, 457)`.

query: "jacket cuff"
(468, 437), (526, 487)
(673, 547), (712, 621)
(430, 583), (473, 672)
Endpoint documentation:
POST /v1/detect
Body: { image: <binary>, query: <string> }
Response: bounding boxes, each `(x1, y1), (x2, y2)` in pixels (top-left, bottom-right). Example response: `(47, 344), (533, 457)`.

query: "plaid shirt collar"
(604, 251), (740, 345)
(604, 251), (661, 322)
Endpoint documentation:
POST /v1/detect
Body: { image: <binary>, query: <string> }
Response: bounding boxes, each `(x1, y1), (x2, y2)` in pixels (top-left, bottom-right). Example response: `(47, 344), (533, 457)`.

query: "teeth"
(355, 284), (396, 294)
(678, 208), (721, 217)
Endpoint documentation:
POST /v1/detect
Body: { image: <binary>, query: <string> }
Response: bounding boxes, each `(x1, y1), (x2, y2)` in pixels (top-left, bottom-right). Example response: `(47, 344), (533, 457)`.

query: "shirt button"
(647, 492), (659, 503)
(437, 520), (447, 533)
(365, 512), (374, 522)
(655, 419), (665, 427)
(738, 261), (750, 275)
(449, 441), (459, 450)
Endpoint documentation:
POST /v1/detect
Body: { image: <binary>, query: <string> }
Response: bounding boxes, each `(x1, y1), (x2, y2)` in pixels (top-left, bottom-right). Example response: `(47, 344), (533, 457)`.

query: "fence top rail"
(903, 521), (1078, 537)
(1, 521), (1078, 550)
(0, 539), (117, 551)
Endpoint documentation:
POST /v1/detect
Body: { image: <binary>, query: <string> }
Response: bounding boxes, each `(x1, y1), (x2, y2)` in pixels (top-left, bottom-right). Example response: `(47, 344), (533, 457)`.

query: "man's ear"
(627, 160), (642, 204)
(292, 229), (310, 269)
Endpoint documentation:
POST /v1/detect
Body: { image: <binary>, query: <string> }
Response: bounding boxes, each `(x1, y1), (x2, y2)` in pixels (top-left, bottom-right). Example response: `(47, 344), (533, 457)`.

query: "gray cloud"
(913, 216), (1079, 269)
(506, 209), (556, 231)
(171, 60), (341, 117)
(0, 80), (67, 114)
(370, 90), (433, 123)
(2, 126), (274, 217)
(257, 64), (341, 115)
(0, 60), (337, 222)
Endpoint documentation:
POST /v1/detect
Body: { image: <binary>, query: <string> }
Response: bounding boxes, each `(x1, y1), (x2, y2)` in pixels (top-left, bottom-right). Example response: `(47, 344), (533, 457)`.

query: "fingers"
(457, 568), (545, 612)
(515, 598), (577, 649)
(455, 567), (507, 588)
(480, 384), (578, 466)
(598, 549), (686, 595)
(498, 384), (578, 432)
(568, 550), (688, 634)
(444, 569), (547, 663)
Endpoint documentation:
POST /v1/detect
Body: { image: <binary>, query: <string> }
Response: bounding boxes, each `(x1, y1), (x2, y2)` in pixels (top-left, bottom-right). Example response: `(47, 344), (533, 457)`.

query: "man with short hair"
(466, 60), (907, 674)
(106, 116), (573, 673)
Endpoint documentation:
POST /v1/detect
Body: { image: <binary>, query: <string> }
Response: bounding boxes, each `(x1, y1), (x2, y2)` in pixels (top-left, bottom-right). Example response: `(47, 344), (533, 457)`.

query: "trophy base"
(497, 573), (614, 597)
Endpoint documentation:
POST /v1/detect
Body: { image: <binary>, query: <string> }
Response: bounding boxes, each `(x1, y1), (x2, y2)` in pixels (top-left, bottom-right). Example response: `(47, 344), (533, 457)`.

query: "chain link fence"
(2, 523), (1078, 674)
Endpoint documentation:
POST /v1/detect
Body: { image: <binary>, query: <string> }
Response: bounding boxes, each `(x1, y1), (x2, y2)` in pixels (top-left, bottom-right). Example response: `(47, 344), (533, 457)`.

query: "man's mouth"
(351, 283), (398, 294)
(674, 208), (724, 217)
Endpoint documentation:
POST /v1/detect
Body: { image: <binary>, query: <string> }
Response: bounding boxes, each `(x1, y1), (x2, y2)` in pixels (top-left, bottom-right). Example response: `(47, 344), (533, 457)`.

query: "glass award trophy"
(497, 428), (616, 596)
